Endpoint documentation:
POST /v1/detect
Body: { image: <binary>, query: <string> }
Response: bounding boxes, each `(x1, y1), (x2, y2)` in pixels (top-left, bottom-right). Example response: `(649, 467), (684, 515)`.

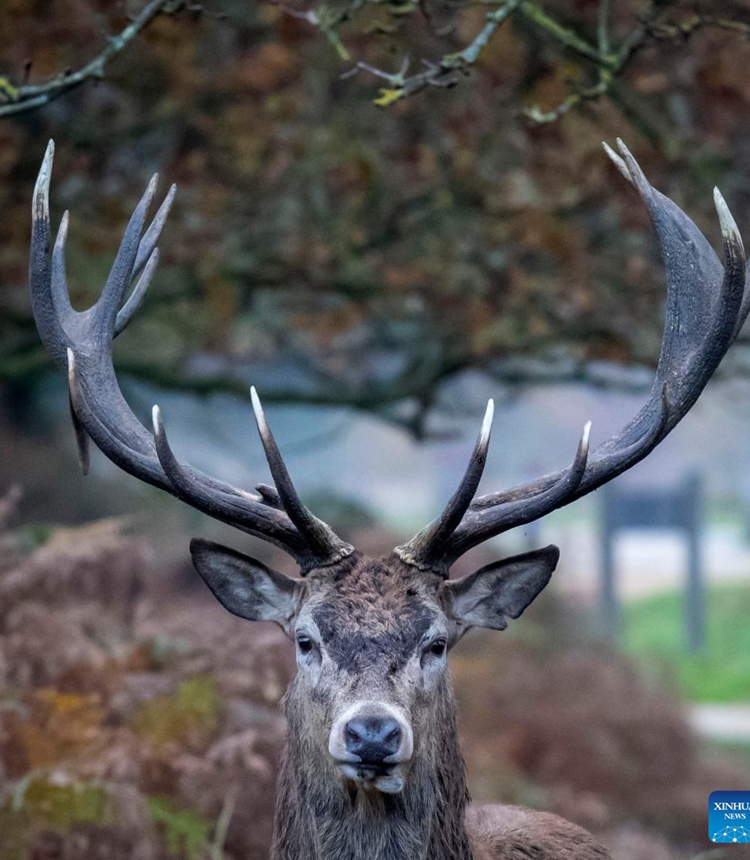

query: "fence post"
(599, 475), (705, 651)
(683, 473), (705, 652)
(600, 487), (620, 638)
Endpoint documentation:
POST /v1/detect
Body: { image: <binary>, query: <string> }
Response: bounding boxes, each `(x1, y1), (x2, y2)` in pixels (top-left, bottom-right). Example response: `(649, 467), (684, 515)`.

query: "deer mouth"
(337, 761), (406, 794)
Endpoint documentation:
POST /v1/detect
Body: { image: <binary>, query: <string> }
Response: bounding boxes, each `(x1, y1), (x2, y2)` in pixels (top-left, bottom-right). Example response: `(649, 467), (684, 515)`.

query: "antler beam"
(32, 138), (747, 578)
(396, 139), (748, 573)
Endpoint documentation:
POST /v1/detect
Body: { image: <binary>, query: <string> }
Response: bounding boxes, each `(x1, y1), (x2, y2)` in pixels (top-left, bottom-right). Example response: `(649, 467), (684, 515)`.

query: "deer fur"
(190, 548), (611, 860)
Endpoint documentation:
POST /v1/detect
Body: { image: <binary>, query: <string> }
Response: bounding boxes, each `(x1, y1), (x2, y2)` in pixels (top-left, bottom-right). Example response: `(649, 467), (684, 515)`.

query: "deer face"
(190, 540), (559, 795)
(296, 556), (446, 795)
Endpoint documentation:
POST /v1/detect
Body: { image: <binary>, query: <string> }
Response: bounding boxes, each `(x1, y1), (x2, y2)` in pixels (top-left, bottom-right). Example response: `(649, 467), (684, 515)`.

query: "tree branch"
(301, 0), (748, 121)
(0, 0), (191, 118)
(647, 14), (750, 42)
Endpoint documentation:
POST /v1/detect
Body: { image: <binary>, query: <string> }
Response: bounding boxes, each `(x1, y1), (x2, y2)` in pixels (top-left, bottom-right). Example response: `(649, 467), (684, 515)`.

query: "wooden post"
(600, 487), (620, 638)
(599, 475), (705, 651)
(682, 474), (705, 652)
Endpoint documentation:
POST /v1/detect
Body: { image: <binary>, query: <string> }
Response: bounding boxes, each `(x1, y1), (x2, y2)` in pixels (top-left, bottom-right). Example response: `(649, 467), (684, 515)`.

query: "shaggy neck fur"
(271, 675), (474, 860)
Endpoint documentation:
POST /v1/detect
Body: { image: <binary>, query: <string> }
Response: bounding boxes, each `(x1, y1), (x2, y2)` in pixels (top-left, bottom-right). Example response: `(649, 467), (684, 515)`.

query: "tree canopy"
(2, 0), (750, 433)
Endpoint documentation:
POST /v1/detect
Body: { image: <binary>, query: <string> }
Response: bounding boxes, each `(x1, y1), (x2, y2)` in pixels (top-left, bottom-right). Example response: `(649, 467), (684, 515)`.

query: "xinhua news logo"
(709, 791), (750, 844)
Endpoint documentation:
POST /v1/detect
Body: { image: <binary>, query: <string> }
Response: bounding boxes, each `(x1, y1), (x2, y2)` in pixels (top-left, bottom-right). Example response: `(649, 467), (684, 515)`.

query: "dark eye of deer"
(297, 636), (314, 655)
(427, 639), (446, 658)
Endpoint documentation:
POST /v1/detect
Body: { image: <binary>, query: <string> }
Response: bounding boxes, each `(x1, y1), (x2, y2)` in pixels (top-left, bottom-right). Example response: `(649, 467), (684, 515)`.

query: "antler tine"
(399, 142), (748, 569)
(256, 483), (283, 507)
(133, 183), (176, 279)
(51, 211), (74, 319)
(30, 140), (176, 358)
(151, 405), (313, 555)
(68, 344), (308, 547)
(66, 346), (225, 496)
(445, 421), (591, 562)
(473, 385), (670, 513)
(395, 399), (494, 572)
(251, 387), (354, 565)
(115, 248), (159, 336)
(30, 140), (69, 366)
(714, 187), (750, 343)
(34, 143), (352, 570)
(92, 174), (158, 336)
(66, 295), (334, 564)
(115, 183), (177, 337)
(601, 141), (631, 185)
(448, 388), (672, 561)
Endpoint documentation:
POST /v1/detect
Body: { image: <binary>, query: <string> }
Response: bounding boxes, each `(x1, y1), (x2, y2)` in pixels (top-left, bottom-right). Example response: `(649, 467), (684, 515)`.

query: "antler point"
(581, 420), (592, 452)
(34, 142), (55, 220)
(143, 174), (159, 211)
(480, 399), (495, 443)
(250, 386), (268, 433)
(56, 210), (70, 247)
(66, 347), (77, 386)
(714, 187), (743, 250)
(602, 141), (633, 185)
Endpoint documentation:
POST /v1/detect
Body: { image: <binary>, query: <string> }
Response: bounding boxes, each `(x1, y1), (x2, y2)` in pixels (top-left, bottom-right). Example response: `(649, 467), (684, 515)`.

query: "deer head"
(29, 140), (747, 808)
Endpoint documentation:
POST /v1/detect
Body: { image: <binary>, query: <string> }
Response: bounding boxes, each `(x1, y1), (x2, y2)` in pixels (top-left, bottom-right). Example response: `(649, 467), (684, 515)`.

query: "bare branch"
(515, 1), (603, 64)
(0, 1), (194, 118)
(294, 0), (750, 121)
(341, 0), (521, 105)
(647, 14), (750, 42)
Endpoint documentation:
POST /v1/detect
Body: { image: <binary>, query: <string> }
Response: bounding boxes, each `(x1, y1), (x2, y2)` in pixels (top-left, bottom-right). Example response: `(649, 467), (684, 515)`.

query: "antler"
(30, 141), (353, 573)
(396, 139), (748, 574)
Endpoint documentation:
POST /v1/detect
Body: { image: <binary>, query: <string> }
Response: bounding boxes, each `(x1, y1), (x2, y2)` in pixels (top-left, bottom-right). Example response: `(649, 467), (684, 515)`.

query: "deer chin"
(338, 762), (407, 795)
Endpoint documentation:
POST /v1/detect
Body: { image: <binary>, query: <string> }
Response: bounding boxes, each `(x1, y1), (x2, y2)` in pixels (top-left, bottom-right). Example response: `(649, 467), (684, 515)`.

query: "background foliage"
(3, 0), (750, 433)
(0, 501), (747, 859)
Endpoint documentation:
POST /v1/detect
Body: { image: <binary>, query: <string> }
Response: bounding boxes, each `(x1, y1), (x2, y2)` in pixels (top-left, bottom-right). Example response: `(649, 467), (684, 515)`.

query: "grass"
(147, 796), (212, 860)
(622, 583), (750, 703)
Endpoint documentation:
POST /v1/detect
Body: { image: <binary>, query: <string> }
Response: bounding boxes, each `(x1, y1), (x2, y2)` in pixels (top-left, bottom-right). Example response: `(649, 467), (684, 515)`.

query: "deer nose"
(344, 715), (402, 763)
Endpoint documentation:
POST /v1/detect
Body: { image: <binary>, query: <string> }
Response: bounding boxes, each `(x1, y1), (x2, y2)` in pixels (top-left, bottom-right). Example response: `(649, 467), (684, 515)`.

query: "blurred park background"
(2, 0), (750, 857)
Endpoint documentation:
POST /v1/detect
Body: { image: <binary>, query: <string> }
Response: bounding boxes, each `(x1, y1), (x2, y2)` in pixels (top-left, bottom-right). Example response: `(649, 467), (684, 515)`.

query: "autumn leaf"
(373, 88), (404, 107)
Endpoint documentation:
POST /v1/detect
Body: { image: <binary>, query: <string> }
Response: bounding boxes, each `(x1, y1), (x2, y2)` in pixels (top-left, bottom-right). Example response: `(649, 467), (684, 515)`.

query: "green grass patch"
(0, 777), (112, 860)
(147, 796), (212, 860)
(623, 583), (750, 703)
(130, 674), (221, 750)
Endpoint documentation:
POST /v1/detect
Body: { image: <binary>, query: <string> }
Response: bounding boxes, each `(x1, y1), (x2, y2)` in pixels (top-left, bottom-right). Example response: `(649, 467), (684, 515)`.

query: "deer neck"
(270, 675), (474, 860)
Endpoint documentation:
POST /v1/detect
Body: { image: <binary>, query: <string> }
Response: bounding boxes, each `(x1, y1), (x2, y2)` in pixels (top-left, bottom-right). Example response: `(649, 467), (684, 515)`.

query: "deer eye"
(296, 635), (315, 655)
(429, 639), (446, 657)
(423, 638), (447, 663)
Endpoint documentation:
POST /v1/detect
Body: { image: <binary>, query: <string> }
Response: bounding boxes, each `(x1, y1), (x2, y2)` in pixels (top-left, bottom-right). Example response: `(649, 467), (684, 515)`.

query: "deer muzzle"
(328, 701), (414, 794)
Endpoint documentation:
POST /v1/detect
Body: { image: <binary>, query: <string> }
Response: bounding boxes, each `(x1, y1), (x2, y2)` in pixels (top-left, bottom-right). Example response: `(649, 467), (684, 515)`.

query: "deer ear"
(190, 538), (299, 633)
(443, 545), (559, 632)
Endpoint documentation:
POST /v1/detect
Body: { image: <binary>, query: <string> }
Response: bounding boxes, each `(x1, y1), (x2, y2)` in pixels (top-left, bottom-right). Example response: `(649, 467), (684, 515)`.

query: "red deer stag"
(30, 139), (747, 860)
